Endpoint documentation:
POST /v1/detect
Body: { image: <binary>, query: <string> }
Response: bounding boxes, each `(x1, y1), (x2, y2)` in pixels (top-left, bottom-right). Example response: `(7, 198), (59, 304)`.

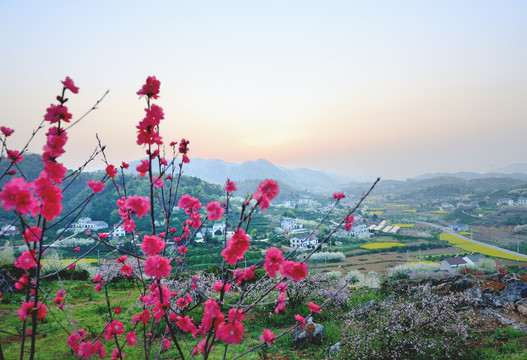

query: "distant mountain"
(414, 171), (527, 181)
(127, 157), (353, 193)
(495, 163), (527, 174)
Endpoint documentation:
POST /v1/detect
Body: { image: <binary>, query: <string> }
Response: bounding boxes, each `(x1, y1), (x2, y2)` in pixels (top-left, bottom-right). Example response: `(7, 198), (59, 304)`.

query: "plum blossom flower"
(141, 234), (165, 255)
(333, 192), (345, 200)
(206, 200), (224, 221)
(105, 319), (124, 340)
(15, 251), (36, 270)
(144, 255), (172, 279)
(6, 150), (23, 164)
(23, 226), (42, 243)
(264, 247), (284, 278)
(106, 164), (117, 178)
(62, 76), (79, 93)
(225, 179), (237, 193)
(124, 195), (151, 218)
(308, 301), (321, 313)
(253, 179), (279, 213)
(178, 194), (201, 214)
(1, 126), (14, 137)
(0, 177), (40, 216)
(295, 314), (306, 329)
(344, 214), (354, 231)
(280, 260), (307, 281)
(87, 180), (104, 193)
(137, 76), (160, 99)
(221, 228), (250, 265)
(126, 331), (136, 346)
(44, 104), (72, 123)
(260, 329), (276, 346)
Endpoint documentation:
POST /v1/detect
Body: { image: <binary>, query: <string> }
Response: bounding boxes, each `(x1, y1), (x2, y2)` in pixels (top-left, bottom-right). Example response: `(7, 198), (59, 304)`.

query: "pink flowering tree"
(0, 76), (378, 359)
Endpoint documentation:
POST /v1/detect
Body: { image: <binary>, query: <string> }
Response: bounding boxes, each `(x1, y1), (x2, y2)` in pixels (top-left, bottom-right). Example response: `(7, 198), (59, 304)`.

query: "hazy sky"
(1, 1), (526, 181)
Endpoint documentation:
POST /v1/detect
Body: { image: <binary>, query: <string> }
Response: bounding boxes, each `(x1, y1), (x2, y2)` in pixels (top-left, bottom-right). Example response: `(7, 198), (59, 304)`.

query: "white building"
(517, 198), (527, 206)
(281, 218), (303, 231)
(290, 235), (318, 248)
(112, 225), (126, 238)
(349, 223), (370, 239)
(212, 223), (226, 235)
(72, 217), (108, 231)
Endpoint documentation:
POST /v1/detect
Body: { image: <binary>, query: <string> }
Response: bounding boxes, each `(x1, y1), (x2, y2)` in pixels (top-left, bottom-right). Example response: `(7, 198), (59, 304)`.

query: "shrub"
(339, 294), (470, 359)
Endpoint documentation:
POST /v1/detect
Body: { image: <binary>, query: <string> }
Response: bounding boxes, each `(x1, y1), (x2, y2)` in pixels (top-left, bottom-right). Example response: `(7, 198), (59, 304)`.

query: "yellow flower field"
(391, 223), (415, 228)
(41, 258), (98, 266)
(361, 242), (405, 250)
(459, 231), (471, 236)
(386, 203), (412, 207)
(430, 210), (449, 214)
(403, 209), (417, 212)
(408, 261), (438, 265)
(439, 233), (527, 262)
(365, 211), (384, 216)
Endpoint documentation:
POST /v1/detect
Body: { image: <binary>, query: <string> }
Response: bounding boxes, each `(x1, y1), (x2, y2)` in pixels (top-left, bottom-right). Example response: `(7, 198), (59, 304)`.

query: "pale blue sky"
(1, 1), (526, 180)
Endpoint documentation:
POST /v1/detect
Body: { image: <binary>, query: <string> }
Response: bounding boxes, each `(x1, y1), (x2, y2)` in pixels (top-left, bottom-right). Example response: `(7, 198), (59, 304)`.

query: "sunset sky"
(1, 1), (526, 181)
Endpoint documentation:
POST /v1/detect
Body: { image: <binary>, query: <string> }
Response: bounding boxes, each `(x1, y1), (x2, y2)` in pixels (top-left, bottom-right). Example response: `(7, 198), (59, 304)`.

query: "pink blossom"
(105, 319), (124, 340)
(144, 255), (172, 279)
(44, 104), (72, 124)
(333, 192), (345, 200)
(126, 331), (136, 346)
(42, 126), (68, 160)
(111, 348), (125, 360)
(136, 159), (149, 177)
(23, 226), (42, 243)
(213, 282), (232, 292)
(1, 126), (14, 137)
(117, 255), (127, 264)
(137, 76), (160, 99)
(124, 195), (151, 218)
(78, 341), (93, 359)
(120, 264), (133, 276)
(33, 176), (63, 221)
(253, 179), (279, 213)
(0, 177), (39, 216)
(42, 161), (67, 184)
(92, 273), (101, 282)
(94, 283), (103, 292)
(260, 329), (276, 346)
(62, 76), (79, 94)
(6, 150), (23, 164)
(206, 200), (224, 221)
(264, 247), (284, 278)
(276, 282), (287, 293)
(178, 194), (201, 214)
(106, 164), (117, 178)
(275, 291), (286, 314)
(87, 180), (104, 193)
(280, 261), (307, 281)
(163, 338), (171, 350)
(152, 176), (163, 188)
(344, 214), (354, 231)
(176, 315), (197, 333)
(178, 138), (190, 154)
(217, 322), (244, 344)
(308, 301), (321, 313)
(15, 251), (36, 270)
(15, 274), (29, 290)
(141, 234), (165, 256)
(224, 179), (237, 193)
(221, 228), (250, 265)
(67, 333), (81, 352)
(295, 314), (306, 329)
(17, 301), (46, 320)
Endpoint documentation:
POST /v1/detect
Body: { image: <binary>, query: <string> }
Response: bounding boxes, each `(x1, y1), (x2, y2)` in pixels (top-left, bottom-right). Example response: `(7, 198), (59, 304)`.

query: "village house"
(497, 198), (514, 206)
(516, 197), (527, 206)
(70, 217), (109, 231)
(439, 257), (468, 273)
(449, 223), (469, 232)
(280, 218), (303, 231)
(290, 235), (318, 249)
